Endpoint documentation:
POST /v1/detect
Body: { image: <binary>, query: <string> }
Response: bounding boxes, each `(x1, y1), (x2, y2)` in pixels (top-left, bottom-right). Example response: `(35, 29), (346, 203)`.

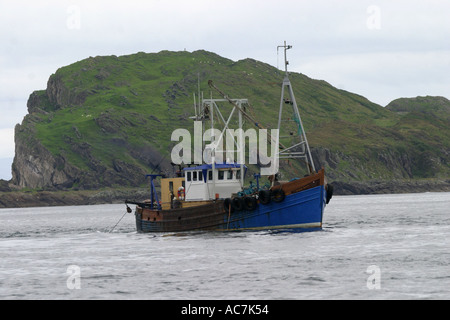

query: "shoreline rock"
(0, 187), (149, 208)
(1, 179), (449, 208)
(331, 178), (450, 195)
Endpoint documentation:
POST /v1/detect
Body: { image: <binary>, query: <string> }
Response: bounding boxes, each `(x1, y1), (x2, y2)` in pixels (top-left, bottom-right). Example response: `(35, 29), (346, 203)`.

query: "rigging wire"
(109, 207), (130, 233)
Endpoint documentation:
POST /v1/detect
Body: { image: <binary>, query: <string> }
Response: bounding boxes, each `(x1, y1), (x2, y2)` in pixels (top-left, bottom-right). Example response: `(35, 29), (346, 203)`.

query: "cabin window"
(193, 171), (197, 181)
(227, 170), (233, 180)
(198, 171), (203, 181)
(208, 170), (213, 181)
(169, 181), (173, 192)
(187, 171), (191, 182)
(218, 170), (224, 180)
(236, 169), (241, 180)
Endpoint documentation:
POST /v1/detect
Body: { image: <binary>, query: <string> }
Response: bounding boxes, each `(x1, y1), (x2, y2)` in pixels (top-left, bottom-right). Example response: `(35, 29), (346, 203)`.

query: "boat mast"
(276, 41), (316, 174)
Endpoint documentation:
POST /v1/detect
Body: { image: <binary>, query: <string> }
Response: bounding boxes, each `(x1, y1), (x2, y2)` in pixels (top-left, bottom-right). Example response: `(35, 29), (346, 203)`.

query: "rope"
(109, 207), (130, 233)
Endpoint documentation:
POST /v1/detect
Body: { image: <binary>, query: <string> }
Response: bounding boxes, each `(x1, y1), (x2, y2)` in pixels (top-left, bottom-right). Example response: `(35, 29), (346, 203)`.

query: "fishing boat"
(125, 42), (333, 232)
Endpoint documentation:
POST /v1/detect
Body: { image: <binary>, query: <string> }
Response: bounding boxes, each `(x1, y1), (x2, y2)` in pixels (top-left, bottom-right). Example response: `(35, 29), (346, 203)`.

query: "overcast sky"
(0, 0), (449, 179)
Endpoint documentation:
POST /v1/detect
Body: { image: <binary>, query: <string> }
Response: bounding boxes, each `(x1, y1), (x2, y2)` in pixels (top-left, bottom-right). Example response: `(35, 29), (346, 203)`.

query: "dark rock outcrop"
(0, 188), (149, 208)
(332, 179), (450, 195)
(46, 73), (90, 108)
(0, 180), (11, 192)
(12, 120), (80, 189)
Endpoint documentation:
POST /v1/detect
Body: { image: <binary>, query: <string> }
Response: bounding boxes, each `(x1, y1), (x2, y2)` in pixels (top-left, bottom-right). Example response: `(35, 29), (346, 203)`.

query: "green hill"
(10, 50), (450, 192)
(386, 96), (450, 117)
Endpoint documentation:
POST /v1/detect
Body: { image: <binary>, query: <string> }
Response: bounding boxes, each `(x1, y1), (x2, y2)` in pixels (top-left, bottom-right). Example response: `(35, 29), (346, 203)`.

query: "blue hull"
(135, 185), (327, 233)
(222, 185), (326, 231)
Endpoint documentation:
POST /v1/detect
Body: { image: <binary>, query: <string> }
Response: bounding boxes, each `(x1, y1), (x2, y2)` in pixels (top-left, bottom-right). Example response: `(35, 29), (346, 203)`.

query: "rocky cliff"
(12, 114), (79, 189)
(6, 50), (450, 200)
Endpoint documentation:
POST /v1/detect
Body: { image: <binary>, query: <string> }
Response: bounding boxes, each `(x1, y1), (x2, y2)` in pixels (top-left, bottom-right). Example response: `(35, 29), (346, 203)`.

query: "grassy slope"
(27, 50), (449, 188)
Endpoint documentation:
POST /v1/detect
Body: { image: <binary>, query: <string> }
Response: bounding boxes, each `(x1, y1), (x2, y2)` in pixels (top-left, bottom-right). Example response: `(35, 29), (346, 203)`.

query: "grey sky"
(0, 0), (449, 179)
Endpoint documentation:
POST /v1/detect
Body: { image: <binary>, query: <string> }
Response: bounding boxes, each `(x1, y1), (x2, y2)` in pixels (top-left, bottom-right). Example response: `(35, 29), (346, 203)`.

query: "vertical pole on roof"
(238, 101), (244, 188)
(211, 93), (216, 193)
(198, 73), (201, 119)
(193, 93), (197, 119)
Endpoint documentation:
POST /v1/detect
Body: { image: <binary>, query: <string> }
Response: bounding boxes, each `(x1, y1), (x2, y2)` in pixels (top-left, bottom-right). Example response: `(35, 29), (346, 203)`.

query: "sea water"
(0, 192), (449, 300)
